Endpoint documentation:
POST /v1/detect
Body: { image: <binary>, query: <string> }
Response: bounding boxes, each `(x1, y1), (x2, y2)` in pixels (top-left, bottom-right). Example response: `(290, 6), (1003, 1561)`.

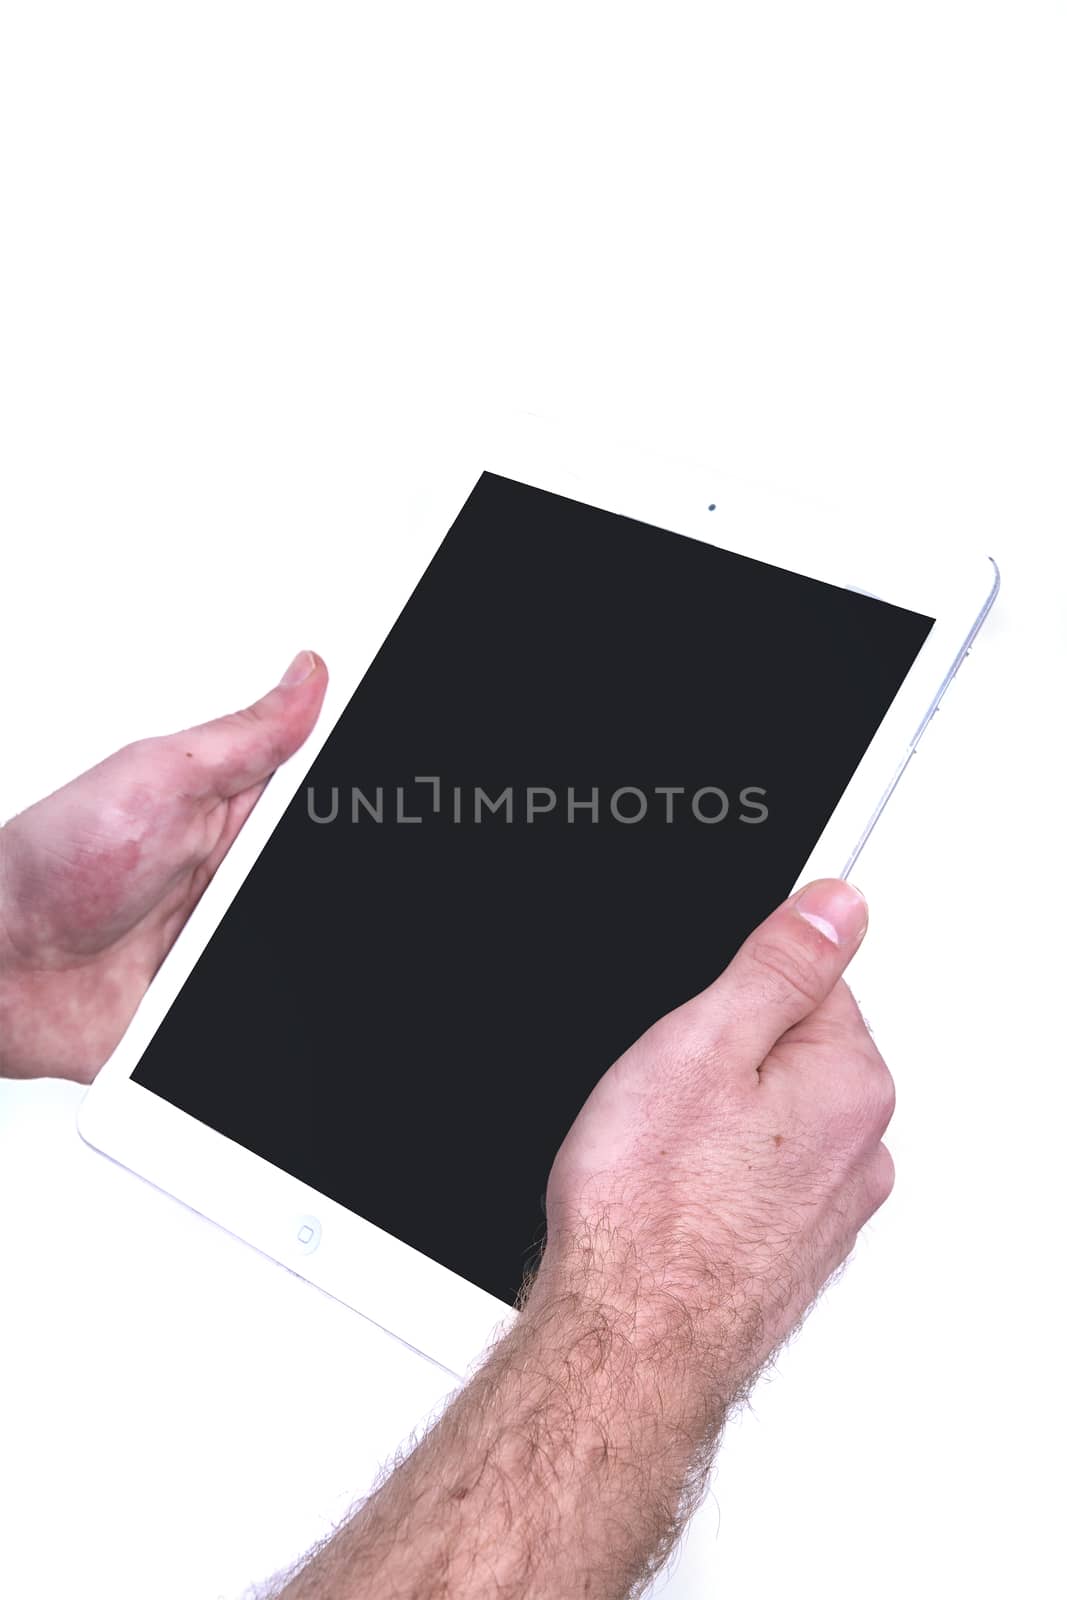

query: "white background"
(1, 5), (1064, 1596)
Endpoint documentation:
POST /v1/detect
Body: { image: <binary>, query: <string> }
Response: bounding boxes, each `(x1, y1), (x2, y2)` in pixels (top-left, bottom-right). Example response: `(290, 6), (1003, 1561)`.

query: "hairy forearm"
(274, 1246), (755, 1600)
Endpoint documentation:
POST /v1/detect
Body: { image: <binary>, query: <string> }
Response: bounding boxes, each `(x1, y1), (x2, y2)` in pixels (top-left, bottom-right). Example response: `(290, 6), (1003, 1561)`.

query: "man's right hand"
(276, 879), (896, 1599)
(539, 878), (893, 1406)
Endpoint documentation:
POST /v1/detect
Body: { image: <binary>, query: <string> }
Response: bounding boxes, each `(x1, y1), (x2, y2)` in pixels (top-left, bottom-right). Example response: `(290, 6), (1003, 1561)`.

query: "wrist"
(459, 1271), (723, 1596)
(528, 1222), (765, 1428)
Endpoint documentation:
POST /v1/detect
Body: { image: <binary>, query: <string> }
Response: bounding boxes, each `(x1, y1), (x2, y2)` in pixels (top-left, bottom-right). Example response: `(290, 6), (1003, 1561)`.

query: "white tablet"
(78, 415), (998, 1378)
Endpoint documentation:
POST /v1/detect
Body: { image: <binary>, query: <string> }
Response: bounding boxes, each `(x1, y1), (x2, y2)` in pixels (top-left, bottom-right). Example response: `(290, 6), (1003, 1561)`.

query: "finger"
(164, 651), (328, 800)
(683, 879), (869, 1073)
(863, 1141), (896, 1217)
(201, 777), (268, 873)
(157, 778), (270, 950)
(765, 977), (894, 1107)
(781, 977), (872, 1048)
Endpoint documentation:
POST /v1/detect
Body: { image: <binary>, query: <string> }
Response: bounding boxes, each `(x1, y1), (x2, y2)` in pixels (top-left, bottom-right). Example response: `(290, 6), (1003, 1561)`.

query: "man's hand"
(277, 879), (893, 1600)
(541, 877), (891, 1393)
(0, 651), (327, 1082)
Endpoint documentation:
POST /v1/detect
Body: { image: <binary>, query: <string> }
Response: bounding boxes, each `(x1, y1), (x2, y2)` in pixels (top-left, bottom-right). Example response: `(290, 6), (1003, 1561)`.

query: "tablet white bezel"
(77, 413), (999, 1378)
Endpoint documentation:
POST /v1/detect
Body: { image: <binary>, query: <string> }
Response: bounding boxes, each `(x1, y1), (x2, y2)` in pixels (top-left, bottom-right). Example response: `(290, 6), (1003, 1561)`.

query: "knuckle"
(877, 1069), (897, 1124)
(644, 1010), (730, 1087)
(863, 1064), (896, 1131)
(832, 1066), (896, 1156)
(851, 1071), (896, 1136)
(748, 932), (827, 1008)
(228, 703), (267, 736)
(114, 735), (180, 793)
(234, 698), (265, 723)
(225, 705), (285, 769)
(118, 734), (161, 765)
(867, 1143), (896, 1208)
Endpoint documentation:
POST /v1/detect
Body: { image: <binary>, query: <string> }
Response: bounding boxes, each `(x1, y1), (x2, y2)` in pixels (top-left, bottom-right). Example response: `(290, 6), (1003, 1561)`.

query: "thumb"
(169, 650), (329, 799)
(686, 878), (869, 1072)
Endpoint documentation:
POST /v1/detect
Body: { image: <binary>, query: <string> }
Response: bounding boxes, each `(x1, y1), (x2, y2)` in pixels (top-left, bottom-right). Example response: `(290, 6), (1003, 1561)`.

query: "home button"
(293, 1215), (322, 1255)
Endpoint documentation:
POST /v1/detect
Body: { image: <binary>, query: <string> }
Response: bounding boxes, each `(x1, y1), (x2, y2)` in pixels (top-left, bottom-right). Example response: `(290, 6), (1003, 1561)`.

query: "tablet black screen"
(132, 473), (933, 1304)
